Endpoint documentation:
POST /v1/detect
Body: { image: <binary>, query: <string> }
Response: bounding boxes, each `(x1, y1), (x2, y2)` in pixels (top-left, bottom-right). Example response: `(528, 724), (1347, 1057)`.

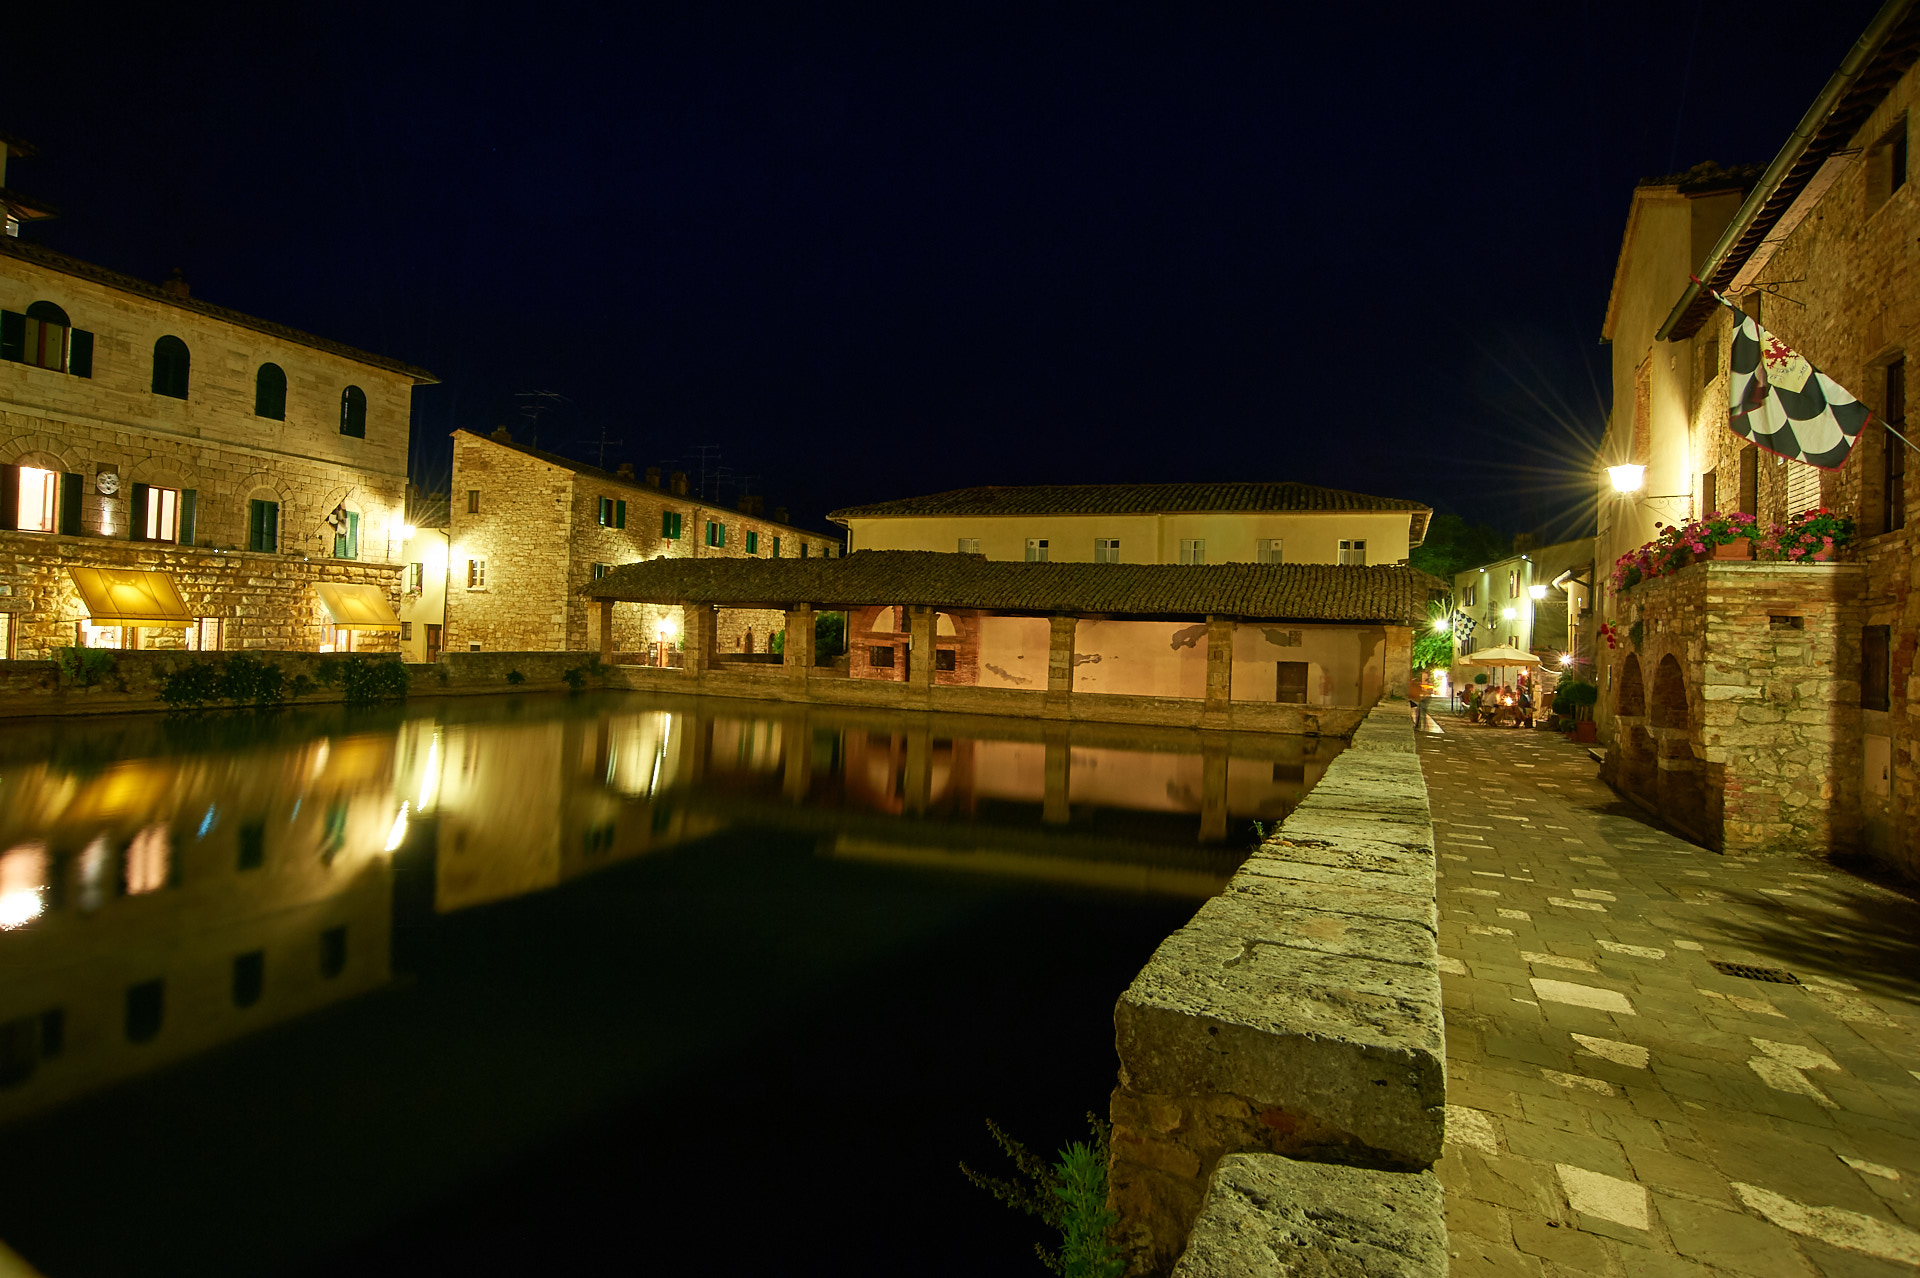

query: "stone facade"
(0, 238), (429, 661)
(444, 430), (840, 657)
(1601, 562), (1863, 854)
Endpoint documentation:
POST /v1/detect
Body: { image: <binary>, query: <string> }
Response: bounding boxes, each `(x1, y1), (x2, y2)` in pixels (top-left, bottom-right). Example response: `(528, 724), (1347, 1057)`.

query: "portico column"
(597, 599), (614, 665)
(1204, 614), (1234, 715)
(907, 605), (937, 690)
(682, 603), (716, 676)
(783, 603), (815, 683)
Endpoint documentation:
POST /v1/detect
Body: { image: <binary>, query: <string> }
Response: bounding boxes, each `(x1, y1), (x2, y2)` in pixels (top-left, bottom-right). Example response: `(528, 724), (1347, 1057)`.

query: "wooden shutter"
(178, 489), (197, 546)
(248, 500), (263, 551)
(1739, 446), (1759, 515)
(264, 501), (278, 551)
(59, 473), (83, 536)
(129, 483), (150, 541)
(615, 500), (626, 529)
(0, 311), (21, 363)
(0, 464), (17, 530)
(68, 329), (93, 378)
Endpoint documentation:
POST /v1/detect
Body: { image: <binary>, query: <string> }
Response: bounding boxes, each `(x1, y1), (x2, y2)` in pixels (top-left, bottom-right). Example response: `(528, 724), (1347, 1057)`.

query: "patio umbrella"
(1462, 645), (1542, 668)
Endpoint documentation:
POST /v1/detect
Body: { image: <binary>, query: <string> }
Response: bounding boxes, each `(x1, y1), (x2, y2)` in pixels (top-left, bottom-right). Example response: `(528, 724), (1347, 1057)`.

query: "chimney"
(670, 471), (689, 496)
(645, 466), (662, 488)
(162, 268), (190, 299)
(774, 507), (789, 525)
(736, 495), (763, 516)
(616, 462), (635, 480)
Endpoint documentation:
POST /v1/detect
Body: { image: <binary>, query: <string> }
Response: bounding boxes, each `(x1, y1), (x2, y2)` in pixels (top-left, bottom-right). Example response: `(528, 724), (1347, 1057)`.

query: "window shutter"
(59, 473), (83, 536)
(248, 500), (263, 551)
(348, 511), (359, 559)
(0, 311), (22, 363)
(615, 500), (626, 529)
(178, 489), (197, 545)
(264, 501), (278, 552)
(129, 483), (150, 541)
(0, 464), (17, 530)
(68, 328), (94, 378)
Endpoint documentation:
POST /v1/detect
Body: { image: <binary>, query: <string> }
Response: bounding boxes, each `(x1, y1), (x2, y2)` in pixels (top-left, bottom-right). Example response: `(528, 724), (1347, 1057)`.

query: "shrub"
(561, 666), (586, 691)
(814, 611), (847, 657)
(54, 646), (116, 687)
(339, 657), (410, 703)
(159, 661), (222, 708)
(1551, 678), (1599, 720)
(1473, 672), (1489, 685)
(769, 629), (786, 656)
(218, 653), (288, 706)
(961, 1114), (1123, 1278)
(506, 669), (526, 685)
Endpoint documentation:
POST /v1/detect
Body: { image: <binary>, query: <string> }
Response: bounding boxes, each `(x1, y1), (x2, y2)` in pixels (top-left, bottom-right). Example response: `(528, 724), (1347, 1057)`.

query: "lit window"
(1257, 539), (1283, 564)
(144, 486), (181, 542)
(1178, 538), (1205, 565)
(467, 489), (480, 514)
(1026, 538), (1049, 562)
(125, 823), (171, 894)
(1338, 539), (1367, 566)
(255, 364), (286, 419)
(467, 558), (487, 589)
(340, 386), (367, 438)
(958, 537), (980, 555)
(1094, 538), (1120, 563)
(406, 562), (423, 593)
(151, 336), (190, 399)
(15, 467), (58, 533)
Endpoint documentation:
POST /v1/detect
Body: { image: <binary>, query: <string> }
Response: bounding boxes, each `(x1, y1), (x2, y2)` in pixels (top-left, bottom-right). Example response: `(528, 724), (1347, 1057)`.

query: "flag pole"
(1882, 419), (1920, 458)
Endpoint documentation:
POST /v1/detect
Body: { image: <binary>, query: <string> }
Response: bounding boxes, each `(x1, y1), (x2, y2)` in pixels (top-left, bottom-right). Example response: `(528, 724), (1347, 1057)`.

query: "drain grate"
(1710, 961), (1801, 984)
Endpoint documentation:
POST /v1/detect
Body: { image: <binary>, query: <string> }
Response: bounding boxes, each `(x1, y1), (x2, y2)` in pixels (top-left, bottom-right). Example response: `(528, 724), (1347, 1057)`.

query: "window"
(935, 649), (956, 671)
(400, 620), (413, 641)
(1178, 539), (1205, 565)
(1869, 117), (1909, 212)
(746, 530), (759, 555)
(599, 497), (615, 526)
(662, 510), (682, 539)
(255, 363), (286, 419)
(467, 558), (487, 589)
(1257, 539), (1283, 564)
(320, 926), (347, 979)
(0, 301), (92, 375)
(142, 486), (183, 543)
(125, 980), (164, 1043)
(237, 820), (266, 871)
(13, 466), (58, 533)
(592, 562), (611, 580)
(469, 641), (482, 652)
(1785, 460), (1821, 516)
(1886, 358), (1907, 534)
(332, 510), (359, 559)
(232, 952), (265, 1009)
(772, 536), (782, 557)
(958, 537), (981, 555)
(340, 386), (367, 438)
(1464, 584), (1476, 607)
(1863, 625), (1892, 712)
(405, 561), (423, 593)
(1509, 571), (1519, 598)
(1276, 661), (1309, 703)
(823, 544), (834, 558)
(1338, 539), (1367, 566)
(248, 499), (279, 553)
(1094, 538), (1120, 563)
(800, 542), (809, 558)
(151, 335), (190, 399)
(869, 645), (895, 668)
(1018, 538), (1048, 562)
(467, 489), (481, 514)
(706, 520), (725, 547)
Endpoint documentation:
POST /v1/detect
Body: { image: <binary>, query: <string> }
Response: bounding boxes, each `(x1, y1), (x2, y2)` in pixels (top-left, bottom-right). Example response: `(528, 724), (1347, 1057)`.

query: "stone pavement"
(1420, 705), (1920, 1278)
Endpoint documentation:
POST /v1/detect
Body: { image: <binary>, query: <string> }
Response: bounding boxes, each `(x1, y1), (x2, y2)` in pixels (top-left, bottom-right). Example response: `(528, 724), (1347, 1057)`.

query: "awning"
(68, 567), (192, 628)
(317, 582), (401, 632)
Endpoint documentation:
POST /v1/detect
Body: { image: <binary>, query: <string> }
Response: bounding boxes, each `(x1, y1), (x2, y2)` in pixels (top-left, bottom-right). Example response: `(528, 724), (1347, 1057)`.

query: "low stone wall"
(1171, 1156), (1446, 1278)
(1108, 697), (1446, 1276)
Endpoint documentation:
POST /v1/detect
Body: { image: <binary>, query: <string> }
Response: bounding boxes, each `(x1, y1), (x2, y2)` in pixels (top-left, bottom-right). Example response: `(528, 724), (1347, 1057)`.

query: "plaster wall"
(1224, 622), (1380, 706)
(398, 527), (447, 662)
(842, 509), (1415, 565)
(977, 614), (1052, 691)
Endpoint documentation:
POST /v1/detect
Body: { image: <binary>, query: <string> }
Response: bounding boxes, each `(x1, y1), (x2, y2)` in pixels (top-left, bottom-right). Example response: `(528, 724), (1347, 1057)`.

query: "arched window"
(25, 300), (68, 327)
(2, 301), (92, 375)
(151, 336), (190, 399)
(340, 386), (366, 438)
(255, 363), (287, 420)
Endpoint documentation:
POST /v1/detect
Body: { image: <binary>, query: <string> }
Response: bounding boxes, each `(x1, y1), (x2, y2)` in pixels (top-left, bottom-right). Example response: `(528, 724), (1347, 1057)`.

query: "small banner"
(1719, 292), (1871, 469)
(1452, 610), (1477, 642)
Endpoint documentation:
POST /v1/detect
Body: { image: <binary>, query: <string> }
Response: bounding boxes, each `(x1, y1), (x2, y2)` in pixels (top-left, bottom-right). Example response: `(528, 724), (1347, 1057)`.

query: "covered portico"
(584, 551), (1441, 734)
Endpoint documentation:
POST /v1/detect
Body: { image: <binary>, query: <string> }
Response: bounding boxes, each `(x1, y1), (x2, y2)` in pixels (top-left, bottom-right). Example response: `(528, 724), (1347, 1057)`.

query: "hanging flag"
(1452, 610), (1476, 642)
(1715, 292), (1871, 469)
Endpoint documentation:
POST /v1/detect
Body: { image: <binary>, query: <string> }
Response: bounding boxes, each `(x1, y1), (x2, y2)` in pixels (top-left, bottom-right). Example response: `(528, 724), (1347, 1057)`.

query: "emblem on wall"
(95, 472), (120, 495)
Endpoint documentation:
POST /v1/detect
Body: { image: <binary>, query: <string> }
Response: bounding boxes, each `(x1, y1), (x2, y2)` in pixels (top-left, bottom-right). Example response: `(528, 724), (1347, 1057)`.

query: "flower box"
(1711, 538), (1753, 561)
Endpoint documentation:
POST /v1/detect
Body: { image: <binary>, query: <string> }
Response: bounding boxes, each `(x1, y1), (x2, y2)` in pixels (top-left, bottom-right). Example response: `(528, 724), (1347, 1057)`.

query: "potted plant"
(1757, 507), (1855, 562)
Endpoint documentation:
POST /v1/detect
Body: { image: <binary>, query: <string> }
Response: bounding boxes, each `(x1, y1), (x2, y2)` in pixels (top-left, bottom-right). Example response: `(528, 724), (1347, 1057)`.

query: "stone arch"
(0, 434), (79, 471)
(1617, 653), (1646, 717)
(127, 455), (201, 488)
(1652, 654), (1689, 730)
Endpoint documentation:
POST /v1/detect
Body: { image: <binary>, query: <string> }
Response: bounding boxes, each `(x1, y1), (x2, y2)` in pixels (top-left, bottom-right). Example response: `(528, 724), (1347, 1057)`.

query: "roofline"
(1656, 0), (1920, 341)
(452, 429), (841, 540)
(0, 131), (38, 159)
(828, 487), (1433, 524)
(0, 237), (438, 383)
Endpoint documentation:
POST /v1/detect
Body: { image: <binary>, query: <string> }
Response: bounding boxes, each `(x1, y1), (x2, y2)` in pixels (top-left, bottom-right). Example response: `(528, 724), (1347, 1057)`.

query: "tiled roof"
(585, 550), (1445, 625)
(0, 237), (437, 383)
(829, 482), (1432, 522)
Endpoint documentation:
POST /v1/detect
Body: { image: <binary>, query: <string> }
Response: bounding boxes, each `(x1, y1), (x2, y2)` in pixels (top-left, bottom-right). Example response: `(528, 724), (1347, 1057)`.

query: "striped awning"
(68, 568), (192, 628)
(316, 582), (401, 632)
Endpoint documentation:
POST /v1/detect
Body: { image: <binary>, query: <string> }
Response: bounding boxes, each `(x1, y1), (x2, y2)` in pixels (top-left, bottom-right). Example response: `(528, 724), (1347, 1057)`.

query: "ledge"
(1171, 1155), (1447, 1278)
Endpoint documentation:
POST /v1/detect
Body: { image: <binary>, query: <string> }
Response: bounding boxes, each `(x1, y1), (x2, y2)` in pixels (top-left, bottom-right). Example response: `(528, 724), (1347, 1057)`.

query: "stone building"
(444, 429), (843, 658)
(0, 219), (432, 658)
(830, 482), (1432, 567)
(1594, 3), (1920, 876)
(1449, 536), (1596, 684)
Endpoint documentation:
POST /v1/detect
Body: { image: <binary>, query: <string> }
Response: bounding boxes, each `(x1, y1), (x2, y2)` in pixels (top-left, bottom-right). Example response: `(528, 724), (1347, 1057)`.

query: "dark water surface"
(0, 691), (1339, 1277)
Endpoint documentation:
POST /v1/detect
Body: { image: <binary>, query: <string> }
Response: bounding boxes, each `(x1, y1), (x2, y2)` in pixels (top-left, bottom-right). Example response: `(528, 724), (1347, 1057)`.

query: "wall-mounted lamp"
(1607, 464), (1647, 493)
(1431, 617), (1450, 633)
(1559, 653), (1575, 667)
(1501, 607), (1517, 620)
(1528, 584), (1549, 600)
(401, 523), (417, 539)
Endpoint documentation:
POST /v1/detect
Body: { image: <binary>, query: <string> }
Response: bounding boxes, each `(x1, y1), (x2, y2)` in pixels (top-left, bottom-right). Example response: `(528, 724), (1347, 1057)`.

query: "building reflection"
(0, 692), (1335, 1121)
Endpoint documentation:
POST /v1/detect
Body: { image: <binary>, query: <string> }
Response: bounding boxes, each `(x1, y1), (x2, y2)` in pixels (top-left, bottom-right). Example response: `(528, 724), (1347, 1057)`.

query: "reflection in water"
(0, 690), (1336, 1130)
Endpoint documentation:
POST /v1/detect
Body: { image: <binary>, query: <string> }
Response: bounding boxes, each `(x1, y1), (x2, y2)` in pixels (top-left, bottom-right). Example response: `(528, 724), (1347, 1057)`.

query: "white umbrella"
(1462, 645), (1542, 667)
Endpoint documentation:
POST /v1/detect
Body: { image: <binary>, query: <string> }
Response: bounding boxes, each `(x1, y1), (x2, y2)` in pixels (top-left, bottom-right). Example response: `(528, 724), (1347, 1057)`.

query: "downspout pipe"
(1654, 0), (1914, 341)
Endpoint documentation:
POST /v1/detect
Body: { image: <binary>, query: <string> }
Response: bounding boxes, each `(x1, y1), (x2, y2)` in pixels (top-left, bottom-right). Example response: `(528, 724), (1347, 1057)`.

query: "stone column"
(783, 603), (815, 683)
(598, 599), (615, 665)
(908, 605), (937, 691)
(1046, 614), (1077, 718)
(1199, 740), (1229, 842)
(682, 603), (716, 676)
(1383, 624), (1412, 699)
(1204, 615), (1234, 715)
(1043, 733), (1072, 825)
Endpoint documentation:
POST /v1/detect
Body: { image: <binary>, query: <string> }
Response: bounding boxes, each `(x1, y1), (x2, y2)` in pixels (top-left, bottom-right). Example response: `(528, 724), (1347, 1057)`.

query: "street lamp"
(1559, 653), (1574, 666)
(1608, 464), (1646, 493)
(1431, 617), (1450, 633)
(1528, 584), (1548, 600)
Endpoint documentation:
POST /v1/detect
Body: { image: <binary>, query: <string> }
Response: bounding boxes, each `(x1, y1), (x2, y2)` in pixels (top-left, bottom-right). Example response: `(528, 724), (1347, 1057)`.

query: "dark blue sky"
(4, 1), (1885, 536)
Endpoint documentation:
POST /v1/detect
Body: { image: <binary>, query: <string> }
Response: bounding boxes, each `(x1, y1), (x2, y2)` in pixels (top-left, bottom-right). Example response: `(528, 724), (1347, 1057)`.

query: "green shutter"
(0, 311), (22, 363)
(0, 464), (17, 530)
(265, 501), (278, 552)
(615, 500), (626, 529)
(129, 483), (150, 541)
(348, 510), (359, 559)
(248, 500), (263, 551)
(250, 500), (279, 553)
(177, 489), (196, 545)
(59, 473), (83, 536)
(662, 510), (674, 538)
(68, 329), (93, 378)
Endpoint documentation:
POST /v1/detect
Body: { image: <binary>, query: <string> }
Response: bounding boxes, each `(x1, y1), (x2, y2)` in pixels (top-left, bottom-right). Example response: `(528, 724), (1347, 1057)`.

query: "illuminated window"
(124, 823), (171, 894)
(15, 467), (58, 533)
(144, 486), (181, 542)
(151, 335), (190, 399)
(340, 386), (367, 438)
(405, 562), (423, 593)
(1178, 539), (1204, 565)
(467, 557), (487, 589)
(1026, 538), (1050, 562)
(1338, 539), (1368, 566)
(1094, 538), (1120, 563)
(254, 363), (286, 419)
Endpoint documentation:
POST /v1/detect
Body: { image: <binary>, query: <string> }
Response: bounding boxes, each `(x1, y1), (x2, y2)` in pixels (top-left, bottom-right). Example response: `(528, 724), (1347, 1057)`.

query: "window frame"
(467, 557), (488, 589)
(1178, 538), (1205, 565)
(467, 489), (481, 514)
(1094, 537), (1120, 563)
(254, 363), (287, 420)
(339, 386), (367, 438)
(1337, 539), (1368, 566)
(1026, 537), (1050, 562)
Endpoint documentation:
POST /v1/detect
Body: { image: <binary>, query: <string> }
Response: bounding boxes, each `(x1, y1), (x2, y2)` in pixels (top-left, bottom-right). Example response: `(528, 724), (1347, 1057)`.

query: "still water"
(0, 691), (1338, 1277)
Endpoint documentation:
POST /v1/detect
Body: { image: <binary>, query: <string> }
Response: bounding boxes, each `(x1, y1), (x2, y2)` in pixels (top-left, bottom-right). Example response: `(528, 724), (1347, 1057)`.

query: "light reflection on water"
(0, 690), (1338, 1271)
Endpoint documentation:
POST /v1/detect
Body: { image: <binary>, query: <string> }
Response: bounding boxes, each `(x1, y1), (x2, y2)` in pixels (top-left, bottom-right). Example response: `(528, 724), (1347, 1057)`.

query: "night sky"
(4, 2), (1886, 539)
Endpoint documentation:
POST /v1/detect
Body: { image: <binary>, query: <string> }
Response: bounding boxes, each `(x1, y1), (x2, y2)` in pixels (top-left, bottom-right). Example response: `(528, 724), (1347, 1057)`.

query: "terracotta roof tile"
(585, 550), (1444, 625)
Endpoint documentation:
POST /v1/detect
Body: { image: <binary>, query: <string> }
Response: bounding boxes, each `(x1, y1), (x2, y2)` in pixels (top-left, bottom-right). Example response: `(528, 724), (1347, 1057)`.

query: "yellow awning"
(317, 582), (401, 632)
(68, 567), (192, 628)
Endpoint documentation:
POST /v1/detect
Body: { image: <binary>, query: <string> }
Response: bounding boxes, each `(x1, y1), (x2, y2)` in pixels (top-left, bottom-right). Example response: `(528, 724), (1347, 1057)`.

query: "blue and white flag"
(1717, 292), (1871, 469)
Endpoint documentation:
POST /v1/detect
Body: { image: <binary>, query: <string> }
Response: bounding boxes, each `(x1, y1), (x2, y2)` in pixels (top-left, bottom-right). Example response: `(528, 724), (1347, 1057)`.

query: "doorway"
(426, 623), (443, 663)
(1276, 661), (1308, 704)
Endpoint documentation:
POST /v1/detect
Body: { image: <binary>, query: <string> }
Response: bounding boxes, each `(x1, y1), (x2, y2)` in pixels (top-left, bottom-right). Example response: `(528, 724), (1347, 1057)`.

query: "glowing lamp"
(1528, 584), (1548, 600)
(1608, 464), (1646, 493)
(1501, 607), (1517, 620)
(1431, 618), (1450, 633)
(1559, 653), (1575, 666)
(401, 523), (417, 539)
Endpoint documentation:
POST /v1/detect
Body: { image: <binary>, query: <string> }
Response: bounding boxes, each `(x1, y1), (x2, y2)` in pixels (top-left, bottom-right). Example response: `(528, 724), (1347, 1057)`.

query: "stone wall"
(0, 529), (401, 659)
(1600, 561), (1863, 855)
(1105, 697), (1445, 1276)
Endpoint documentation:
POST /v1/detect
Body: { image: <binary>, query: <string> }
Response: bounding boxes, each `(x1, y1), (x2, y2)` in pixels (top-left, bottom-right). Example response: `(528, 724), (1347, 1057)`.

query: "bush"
(769, 629), (786, 656)
(218, 653), (288, 706)
(506, 669), (525, 685)
(1473, 672), (1488, 685)
(561, 666), (586, 691)
(54, 646), (116, 687)
(961, 1115), (1123, 1278)
(1551, 678), (1599, 719)
(159, 660), (222, 708)
(339, 657), (410, 703)
(814, 611), (847, 658)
